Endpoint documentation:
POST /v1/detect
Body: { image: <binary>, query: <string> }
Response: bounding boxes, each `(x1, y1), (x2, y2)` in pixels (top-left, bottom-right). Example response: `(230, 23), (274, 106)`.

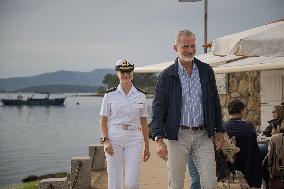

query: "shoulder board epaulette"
(105, 86), (117, 93)
(134, 86), (147, 94)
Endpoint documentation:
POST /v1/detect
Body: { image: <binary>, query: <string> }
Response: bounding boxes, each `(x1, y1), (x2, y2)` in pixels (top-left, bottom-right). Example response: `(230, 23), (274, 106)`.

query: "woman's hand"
(143, 147), (150, 162)
(140, 117), (150, 161)
(104, 141), (114, 156)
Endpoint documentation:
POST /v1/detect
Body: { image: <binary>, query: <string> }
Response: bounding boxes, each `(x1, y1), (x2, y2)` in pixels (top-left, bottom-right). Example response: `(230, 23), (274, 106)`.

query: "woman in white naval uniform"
(100, 59), (150, 189)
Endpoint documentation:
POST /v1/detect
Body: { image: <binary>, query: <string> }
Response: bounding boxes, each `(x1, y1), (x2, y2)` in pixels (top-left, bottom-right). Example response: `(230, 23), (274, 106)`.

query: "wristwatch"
(155, 136), (163, 142)
(101, 137), (109, 144)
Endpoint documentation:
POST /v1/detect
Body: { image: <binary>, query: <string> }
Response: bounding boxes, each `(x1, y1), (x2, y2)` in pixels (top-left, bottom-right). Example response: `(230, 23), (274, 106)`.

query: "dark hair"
(227, 99), (245, 115)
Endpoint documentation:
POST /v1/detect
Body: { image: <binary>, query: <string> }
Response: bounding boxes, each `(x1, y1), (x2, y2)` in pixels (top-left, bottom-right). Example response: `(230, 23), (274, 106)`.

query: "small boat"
(1, 93), (65, 106)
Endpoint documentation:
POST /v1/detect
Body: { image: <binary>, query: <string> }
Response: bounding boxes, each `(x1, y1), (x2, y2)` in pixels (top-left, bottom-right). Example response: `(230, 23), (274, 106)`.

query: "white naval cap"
(115, 59), (134, 72)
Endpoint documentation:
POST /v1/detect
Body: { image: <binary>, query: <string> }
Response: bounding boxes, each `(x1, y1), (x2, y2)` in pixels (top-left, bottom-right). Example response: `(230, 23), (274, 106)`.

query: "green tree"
(102, 74), (119, 88)
(133, 73), (158, 94)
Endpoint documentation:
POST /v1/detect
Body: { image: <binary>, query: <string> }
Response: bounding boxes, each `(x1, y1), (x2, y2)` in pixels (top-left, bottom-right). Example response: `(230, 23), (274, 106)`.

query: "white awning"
(134, 61), (174, 73)
(236, 24), (284, 57)
(135, 53), (242, 73)
(211, 20), (284, 56)
(213, 56), (284, 74)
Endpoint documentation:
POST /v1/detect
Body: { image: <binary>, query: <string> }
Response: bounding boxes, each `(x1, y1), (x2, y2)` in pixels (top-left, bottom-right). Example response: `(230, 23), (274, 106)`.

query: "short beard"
(179, 54), (193, 62)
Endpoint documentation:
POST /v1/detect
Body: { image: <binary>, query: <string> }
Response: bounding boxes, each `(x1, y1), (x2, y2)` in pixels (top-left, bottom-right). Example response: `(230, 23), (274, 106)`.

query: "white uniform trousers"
(167, 129), (217, 189)
(106, 125), (143, 189)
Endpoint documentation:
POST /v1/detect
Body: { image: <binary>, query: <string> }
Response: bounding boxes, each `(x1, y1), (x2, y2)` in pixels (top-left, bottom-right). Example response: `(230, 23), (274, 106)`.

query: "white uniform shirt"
(100, 84), (148, 126)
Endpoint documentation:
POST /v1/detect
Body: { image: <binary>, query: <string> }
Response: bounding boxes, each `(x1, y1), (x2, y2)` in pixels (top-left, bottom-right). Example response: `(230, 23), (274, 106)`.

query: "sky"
(0, 0), (283, 78)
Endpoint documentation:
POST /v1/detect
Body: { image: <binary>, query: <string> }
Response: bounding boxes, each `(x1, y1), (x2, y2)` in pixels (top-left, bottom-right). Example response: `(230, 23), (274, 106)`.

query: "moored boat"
(1, 93), (65, 106)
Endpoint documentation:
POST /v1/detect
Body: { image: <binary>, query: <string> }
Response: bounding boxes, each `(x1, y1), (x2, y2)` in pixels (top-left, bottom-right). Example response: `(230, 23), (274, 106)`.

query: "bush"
(22, 175), (38, 183)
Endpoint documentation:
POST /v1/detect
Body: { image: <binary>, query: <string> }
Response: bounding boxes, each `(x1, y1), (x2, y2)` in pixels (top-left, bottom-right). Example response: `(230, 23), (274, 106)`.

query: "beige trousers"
(167, 129), (217, 189)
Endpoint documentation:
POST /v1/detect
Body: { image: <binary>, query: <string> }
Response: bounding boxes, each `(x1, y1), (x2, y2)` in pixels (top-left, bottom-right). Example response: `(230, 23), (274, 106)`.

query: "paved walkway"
(92, 140), (249, 189)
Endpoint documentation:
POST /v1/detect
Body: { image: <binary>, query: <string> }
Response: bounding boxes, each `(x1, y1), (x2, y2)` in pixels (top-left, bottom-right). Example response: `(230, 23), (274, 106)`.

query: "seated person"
(259, 111), (278, 164)
(262, 110), (281, 137)
(223, 99), (262, 188)
(260, 109), (283, 163)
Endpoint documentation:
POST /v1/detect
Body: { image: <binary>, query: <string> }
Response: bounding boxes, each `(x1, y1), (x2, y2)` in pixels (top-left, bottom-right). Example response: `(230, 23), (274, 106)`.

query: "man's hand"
(156, 139), (168, 161)
(215, 132), (224, 150)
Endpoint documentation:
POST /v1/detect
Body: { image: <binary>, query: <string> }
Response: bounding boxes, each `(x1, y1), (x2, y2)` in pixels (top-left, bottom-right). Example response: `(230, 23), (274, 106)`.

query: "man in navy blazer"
(151, 30), (224, 189)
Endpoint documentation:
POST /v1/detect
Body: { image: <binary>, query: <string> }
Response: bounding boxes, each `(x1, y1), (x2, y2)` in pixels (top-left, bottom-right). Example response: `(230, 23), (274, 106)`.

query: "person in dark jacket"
(259, 110), (280, 166)
(223, 99), (262, 188)
(151, 30), (224, 189)
(262, 110), (281, 137)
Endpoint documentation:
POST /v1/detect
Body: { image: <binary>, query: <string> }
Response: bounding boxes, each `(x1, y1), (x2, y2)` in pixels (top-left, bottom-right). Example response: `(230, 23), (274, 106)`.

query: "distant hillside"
(0, 69), (114, 92)
(17, 85), (99, 93)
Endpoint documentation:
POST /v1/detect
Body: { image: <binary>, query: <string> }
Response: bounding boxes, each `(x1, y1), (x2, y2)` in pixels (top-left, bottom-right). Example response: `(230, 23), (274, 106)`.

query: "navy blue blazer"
(151, 57), (224, 140)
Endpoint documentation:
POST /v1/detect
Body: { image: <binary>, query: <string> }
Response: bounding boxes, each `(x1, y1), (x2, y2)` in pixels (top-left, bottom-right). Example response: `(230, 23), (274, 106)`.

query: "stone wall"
(219, 71), (261, 125)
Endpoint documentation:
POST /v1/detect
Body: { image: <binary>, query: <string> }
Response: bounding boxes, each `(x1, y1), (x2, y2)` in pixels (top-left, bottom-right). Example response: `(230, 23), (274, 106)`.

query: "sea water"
(0, 93), (152, 186)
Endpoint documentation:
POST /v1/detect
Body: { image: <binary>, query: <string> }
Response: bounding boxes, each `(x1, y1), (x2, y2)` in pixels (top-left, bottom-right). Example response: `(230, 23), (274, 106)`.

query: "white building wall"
(260, 69), (284, 130)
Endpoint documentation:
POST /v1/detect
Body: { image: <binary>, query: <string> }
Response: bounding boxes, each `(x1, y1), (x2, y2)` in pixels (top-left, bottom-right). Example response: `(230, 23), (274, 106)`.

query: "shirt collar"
(117, 84), (136, 96)
(177, 58), (196, 75)
(117, 84), (123, 92)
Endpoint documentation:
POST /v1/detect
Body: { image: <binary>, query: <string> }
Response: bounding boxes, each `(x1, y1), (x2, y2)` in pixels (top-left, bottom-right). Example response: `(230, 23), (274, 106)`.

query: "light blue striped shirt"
(178, 59), (204, 127)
